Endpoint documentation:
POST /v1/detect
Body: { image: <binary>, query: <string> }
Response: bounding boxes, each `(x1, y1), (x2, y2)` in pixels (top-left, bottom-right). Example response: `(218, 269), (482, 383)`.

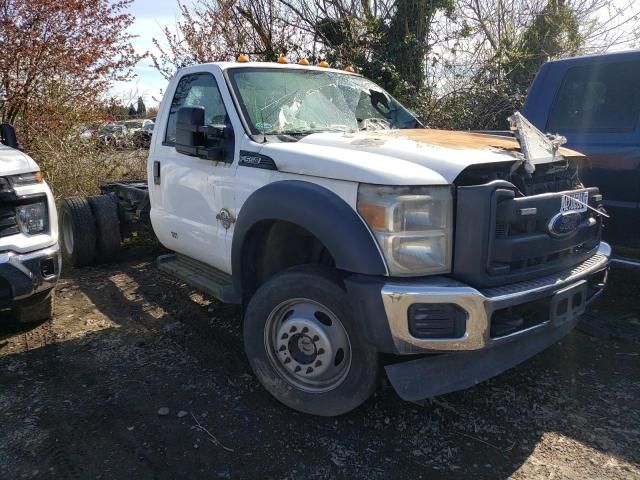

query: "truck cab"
(61, 60), (611, 416)
(0, 125), (60, 323)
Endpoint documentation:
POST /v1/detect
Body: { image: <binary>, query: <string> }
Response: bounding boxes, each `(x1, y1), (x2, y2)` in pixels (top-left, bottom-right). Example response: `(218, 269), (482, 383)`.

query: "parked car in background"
(97, 122), (128, 147)
(524, 50), (640, 248)
(131, 120), (154, 149)
(0, 124), (60, 323)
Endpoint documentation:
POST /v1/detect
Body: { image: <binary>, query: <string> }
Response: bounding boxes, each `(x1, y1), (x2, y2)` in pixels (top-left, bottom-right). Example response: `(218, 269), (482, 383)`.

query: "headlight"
(16, 201), (47, 235)
(357, 184), (453, 276)
(8, 171), (44, 186)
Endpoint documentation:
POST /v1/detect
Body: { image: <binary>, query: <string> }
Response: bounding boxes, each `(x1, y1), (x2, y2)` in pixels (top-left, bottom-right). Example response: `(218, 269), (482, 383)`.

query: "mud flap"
(385, 317), (579, 402)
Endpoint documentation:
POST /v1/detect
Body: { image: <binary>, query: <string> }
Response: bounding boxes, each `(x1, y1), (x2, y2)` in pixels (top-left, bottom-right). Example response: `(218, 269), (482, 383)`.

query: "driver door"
(149, 71), (236, 272)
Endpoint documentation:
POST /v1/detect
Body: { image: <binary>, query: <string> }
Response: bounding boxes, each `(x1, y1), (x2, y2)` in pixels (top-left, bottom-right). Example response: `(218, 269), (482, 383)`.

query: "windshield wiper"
(270, 127), (350, 136)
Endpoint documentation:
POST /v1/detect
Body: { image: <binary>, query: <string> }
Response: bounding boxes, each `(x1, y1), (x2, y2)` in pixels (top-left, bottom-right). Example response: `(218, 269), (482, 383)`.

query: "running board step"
(157, 254), (239, 303)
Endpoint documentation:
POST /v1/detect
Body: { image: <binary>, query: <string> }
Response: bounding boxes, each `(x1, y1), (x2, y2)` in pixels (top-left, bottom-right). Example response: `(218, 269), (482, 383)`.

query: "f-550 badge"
(216, 208), (235, 230)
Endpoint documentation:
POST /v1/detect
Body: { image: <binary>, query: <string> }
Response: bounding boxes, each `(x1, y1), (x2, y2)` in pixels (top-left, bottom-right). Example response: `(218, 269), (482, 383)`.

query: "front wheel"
(243, 266), (380, 416)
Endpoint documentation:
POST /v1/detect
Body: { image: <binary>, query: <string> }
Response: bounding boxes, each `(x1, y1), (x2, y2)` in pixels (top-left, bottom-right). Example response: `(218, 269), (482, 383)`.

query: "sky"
(109, 0), (186, 108)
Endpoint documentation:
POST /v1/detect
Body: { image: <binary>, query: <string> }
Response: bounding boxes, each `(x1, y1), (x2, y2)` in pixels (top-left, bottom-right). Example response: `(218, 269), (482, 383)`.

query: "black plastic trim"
(232, 180), (386, 299)
(385, 314), (579, 402)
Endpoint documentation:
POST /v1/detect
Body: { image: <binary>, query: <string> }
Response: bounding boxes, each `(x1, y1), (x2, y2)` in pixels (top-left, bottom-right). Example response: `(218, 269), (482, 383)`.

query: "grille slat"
(0, 206), (17, 238)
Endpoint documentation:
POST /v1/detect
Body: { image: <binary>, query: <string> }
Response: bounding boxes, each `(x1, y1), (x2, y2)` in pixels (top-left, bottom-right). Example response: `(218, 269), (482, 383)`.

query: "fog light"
(408, 303), (467, 339)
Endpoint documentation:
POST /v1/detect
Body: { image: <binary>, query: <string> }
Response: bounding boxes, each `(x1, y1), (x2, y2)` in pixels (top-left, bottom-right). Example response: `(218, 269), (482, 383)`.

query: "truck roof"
(544, 48), (640, 66)
(180, 61), (360, 76)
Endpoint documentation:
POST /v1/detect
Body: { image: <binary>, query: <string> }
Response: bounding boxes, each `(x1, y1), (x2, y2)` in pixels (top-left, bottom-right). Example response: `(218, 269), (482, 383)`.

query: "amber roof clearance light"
(237, 54), (250, 62)
(318, 60), (329, 68)
(299, 58), (310, 65)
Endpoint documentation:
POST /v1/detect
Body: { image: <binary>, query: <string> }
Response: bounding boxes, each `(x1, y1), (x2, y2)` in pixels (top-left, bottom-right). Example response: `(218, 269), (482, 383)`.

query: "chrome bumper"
(380, 242), (611, 353)
(0, 243), (60, 305)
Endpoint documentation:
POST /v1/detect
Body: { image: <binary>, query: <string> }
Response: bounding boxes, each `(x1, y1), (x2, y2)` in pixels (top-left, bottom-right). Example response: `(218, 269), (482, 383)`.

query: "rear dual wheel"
(243, 266), (380, 416)
(59, 195), (121, 268)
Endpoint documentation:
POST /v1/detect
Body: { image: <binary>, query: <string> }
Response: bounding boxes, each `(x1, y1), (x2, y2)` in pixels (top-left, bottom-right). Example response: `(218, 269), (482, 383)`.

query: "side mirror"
(175, 106), (233, 162)
(0, 124), (19, 149)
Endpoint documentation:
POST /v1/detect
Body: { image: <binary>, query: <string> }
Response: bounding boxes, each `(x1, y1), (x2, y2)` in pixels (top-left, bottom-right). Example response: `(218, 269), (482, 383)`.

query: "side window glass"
(165, 73), (228, 144)
(547, 62), (640, 133)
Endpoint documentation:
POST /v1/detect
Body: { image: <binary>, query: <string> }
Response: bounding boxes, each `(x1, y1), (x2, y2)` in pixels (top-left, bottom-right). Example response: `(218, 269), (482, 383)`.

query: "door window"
(547, 61), (640, 133)
(164, 73), (228, 144)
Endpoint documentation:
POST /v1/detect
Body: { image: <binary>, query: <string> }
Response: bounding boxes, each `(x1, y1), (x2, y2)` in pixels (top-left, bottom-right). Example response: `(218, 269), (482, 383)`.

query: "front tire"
(243, 267), (380, 416)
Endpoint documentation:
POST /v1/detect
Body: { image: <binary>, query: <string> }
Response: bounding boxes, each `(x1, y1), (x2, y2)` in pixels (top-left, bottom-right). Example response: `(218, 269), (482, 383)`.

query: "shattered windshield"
(227, 67), (420, 136)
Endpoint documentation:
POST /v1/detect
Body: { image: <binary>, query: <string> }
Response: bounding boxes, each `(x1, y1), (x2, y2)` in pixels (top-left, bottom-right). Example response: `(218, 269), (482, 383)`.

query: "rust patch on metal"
(381, 129), (582, 157)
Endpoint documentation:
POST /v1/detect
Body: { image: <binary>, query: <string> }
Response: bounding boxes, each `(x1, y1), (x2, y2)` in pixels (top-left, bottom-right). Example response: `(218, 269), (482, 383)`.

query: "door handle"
(153, 161), (161, 185)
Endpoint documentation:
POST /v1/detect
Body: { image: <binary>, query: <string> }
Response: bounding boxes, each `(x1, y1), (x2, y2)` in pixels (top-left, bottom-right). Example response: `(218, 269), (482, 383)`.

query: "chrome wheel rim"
(264, 298), (352, 393)
(61, 211), (74, 255)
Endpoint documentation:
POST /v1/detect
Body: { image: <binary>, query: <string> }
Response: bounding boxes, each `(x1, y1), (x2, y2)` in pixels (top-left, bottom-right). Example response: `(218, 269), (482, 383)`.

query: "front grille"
(453, 180), (604, 288)
(0, 205), (19, 238)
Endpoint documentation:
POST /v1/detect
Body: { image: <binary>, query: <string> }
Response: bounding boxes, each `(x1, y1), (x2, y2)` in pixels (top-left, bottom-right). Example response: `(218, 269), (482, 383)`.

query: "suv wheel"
(13, 290), (54, 323)
(243, 266), (380, 416)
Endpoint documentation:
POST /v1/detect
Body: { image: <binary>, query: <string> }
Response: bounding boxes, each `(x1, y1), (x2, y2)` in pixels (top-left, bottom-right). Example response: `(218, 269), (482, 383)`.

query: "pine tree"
(136, 97), (146, 116)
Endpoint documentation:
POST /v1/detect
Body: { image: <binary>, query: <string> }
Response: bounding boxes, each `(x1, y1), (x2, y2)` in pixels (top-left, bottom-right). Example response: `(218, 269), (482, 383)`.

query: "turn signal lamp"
(299, 58), (310, 65)
(277, 56), (288, 64)
(344, 66), (355, 73)
(318, 60), (329, 68)
(237, 54), (250, 63)
(35, 171), (44, 182)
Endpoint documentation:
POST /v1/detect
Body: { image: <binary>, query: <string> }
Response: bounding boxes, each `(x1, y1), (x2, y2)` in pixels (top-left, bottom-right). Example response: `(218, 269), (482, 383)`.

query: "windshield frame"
(223, 66), (420, 139)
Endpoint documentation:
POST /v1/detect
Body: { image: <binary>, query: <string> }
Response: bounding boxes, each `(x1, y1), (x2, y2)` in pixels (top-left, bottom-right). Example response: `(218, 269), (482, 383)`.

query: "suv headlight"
(16, 201), (47, 235)
(357, 184), (453, 276)
(8, 171), (44, 186)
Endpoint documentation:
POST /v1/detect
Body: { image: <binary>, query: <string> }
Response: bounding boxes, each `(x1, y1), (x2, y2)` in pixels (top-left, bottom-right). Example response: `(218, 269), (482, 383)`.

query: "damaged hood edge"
(259, 129), (586, 185)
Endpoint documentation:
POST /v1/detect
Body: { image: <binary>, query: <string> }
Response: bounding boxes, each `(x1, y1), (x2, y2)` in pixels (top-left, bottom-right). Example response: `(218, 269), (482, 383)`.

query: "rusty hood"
(261, 128), (585, 186)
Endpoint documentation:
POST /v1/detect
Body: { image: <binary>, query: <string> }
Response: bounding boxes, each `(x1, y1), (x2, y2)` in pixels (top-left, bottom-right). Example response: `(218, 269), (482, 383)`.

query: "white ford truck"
(0, 125), (59, 323)
(59, 60), (610, 416)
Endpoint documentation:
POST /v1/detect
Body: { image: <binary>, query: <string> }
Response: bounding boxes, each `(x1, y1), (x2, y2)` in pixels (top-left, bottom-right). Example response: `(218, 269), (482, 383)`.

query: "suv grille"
(0, 205), (19, 238)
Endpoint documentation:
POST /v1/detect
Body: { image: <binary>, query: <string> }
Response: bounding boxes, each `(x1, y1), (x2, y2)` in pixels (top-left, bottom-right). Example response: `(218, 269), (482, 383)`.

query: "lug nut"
(306, 367), (313, 374)
(294, 366), (301, 372)
(278, 345), (286, 352)
(284, 357), (291, 364)
(281, 333), (289, 340)
(290, 326), (297, 333)
(315, 360), (322, 367)
(312, 335), (319, 342)
(317, 348), (325, 355)
(302, 327), (309, 333)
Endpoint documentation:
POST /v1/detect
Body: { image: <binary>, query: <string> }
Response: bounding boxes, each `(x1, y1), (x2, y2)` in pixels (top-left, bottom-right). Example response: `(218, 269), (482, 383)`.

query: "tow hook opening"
(40, 257), (56, 278)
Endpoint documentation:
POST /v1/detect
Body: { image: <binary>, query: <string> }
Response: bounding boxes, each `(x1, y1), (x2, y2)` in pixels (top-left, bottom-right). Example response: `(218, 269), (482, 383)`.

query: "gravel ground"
(1, 248), (639, 479)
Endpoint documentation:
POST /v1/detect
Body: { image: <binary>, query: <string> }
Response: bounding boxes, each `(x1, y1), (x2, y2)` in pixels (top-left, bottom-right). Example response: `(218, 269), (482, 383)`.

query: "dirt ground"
(1, 247), (639, 480)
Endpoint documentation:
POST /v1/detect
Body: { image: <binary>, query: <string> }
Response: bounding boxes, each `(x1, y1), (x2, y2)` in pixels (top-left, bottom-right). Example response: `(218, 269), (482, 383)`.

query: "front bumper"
(345, 242), (611, 401)
(0, 243), (60, 307)
(379, 242), (610, 353)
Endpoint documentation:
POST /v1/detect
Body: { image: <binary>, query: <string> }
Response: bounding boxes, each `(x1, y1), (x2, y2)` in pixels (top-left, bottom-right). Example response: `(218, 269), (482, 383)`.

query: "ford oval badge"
(548, 211), (581, 238)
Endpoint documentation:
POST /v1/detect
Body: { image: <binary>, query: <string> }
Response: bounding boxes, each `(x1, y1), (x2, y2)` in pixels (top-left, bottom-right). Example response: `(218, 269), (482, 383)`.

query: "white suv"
(0, 125), (59, 323)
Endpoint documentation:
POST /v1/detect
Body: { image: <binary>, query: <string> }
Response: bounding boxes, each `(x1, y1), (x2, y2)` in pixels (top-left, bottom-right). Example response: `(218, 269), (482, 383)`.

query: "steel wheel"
(264, 298), (352, 393)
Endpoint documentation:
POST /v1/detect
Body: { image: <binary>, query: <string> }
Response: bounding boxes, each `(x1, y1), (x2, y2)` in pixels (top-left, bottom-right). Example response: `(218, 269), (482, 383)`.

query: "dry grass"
(27, 135), (147, 200)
